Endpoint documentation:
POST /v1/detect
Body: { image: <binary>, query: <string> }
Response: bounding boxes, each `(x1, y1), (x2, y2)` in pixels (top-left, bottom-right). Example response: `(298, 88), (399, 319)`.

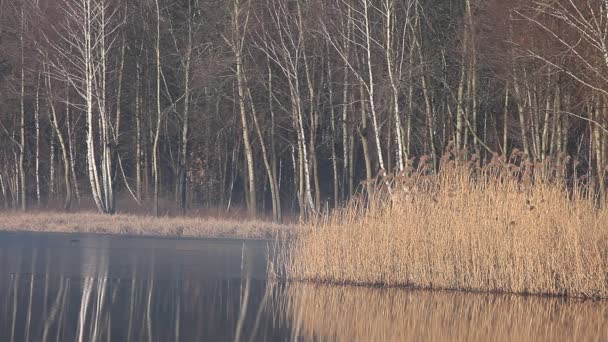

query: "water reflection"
(277, 283), (608, 342)
(0, 275), (286, 341)
(1, 232), (607, 341)
(0, 234), (286, 341)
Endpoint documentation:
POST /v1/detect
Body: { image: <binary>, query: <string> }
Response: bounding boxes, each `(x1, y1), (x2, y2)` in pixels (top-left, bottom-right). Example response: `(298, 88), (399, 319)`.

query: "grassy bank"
(280, 152), (608, 298)
(0, 211), (292, 239)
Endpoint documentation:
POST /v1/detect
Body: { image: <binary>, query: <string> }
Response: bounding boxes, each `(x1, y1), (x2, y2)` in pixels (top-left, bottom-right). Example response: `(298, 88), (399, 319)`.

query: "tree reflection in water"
(2, 241), (608, 342)
(0, 245), (287, 342)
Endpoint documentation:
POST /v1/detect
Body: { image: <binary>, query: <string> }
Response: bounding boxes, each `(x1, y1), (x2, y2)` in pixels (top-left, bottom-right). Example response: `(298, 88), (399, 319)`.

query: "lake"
(0, 231), (606, 341)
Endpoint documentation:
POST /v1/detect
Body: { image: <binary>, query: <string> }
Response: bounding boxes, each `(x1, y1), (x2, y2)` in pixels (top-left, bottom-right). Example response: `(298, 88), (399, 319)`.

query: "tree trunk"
(19, 7), (26, 211)
(178, 3), (194, 215)
(45, 70), (72, 210)
(328, 55), (340, 208)
(248, 87), (281, 222)
(363, 0), (385, 171)
(50, 129), (55, 200)
(384, 0), (405, 171)
(503, 85), (509, 155)
(34, 74), (41, 207)
(359, 82), (373, 195)
(135, 58), (142, 202)
(236, 59), (256, 218)
(66, 86), (80, 204)
(153, 0), (162, 216)
(233, 0), (256, 218)
(267, 60), (281, 222)
(466, 0), (478, 151)
(512, 68), (530, 157)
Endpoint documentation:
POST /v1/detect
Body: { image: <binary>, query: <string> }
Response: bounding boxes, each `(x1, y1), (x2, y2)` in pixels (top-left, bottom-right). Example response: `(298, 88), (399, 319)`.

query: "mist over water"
(0, 232), (606, 342)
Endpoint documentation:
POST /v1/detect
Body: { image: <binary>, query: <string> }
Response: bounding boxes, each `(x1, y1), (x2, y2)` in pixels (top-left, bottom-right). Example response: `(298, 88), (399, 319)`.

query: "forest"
(0, 0), (606, 221)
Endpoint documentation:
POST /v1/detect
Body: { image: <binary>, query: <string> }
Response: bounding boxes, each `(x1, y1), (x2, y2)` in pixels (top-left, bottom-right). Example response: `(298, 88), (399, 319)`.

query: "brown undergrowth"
(279, 150), (608, 298)
(0, 211), (293, 239)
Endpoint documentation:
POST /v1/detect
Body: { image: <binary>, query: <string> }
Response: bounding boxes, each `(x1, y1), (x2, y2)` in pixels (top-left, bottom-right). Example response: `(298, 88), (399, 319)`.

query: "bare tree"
(45, 0), (122, 214)
(228, 0), (257, 217)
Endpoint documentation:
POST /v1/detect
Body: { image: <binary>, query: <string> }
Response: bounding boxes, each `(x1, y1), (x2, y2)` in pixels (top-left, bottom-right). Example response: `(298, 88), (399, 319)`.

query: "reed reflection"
(2, 235), (607, 342)
(279, 283), (608, 342)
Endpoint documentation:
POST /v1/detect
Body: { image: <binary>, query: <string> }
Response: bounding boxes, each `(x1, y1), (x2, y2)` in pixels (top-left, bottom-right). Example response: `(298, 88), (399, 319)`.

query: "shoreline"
(0, 211), (294, 240)
(0, 229), (279, 243)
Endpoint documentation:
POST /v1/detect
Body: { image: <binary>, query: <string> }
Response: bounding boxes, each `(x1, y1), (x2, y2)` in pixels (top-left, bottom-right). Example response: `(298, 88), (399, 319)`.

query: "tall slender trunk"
(359, 81), (373, 194)
(35, 74), (41, 206)
(550, 86), (560, 156)
(13, 149), (19, 209)
(342, 77), (350, 201)
(363, 0), (385, 171)
(503, 85), (509, 155)
(512, 68), (530, 157)
(114, 35), (126, 189)
(406, 41), (414, 160)
(341, 9), (352, 202)
(66, 86), (80, 204)
(465, 0), (478, 151)
(509, 16), (530, 157)
(526, 76), (540, 160)
(236, 56), (256, 218)
(456, 35), (466, 151)
(50, 129), (55, 199)
(45, 70), (72, 210)
(135, 59), (142, 201)
(594, 98), (605, 203)
(233, 0), (256, 218)
(180, 9), (193, 215)
(303, 56), (321, 210)
(413, 15), (436, 164)
(19, 8), (26, 211)
(153, 0), (162, 216)
(99, 4), (114, 213)
(384, 0), (405, 171)
(267, 60), (281, 221)
(288, 71), (314, 216)
(248, 87), (281, 222)
(541, 88), (551, 161)
(328, 55), (340, 208)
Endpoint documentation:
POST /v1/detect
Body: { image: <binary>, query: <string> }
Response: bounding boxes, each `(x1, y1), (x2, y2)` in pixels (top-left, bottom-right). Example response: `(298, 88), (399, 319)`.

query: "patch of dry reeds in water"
(284, 150), (608, 298)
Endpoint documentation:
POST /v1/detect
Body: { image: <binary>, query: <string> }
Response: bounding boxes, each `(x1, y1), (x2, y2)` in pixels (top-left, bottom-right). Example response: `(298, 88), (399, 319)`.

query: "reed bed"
(281, 151), (608, 298)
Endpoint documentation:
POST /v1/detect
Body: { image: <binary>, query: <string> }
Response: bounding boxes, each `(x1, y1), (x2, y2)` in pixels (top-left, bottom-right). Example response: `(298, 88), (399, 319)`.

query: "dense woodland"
(0, 0), (607, 220)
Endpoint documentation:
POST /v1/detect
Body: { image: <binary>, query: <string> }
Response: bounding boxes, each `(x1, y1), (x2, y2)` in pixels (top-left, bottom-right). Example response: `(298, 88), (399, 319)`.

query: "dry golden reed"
(282, 151), (608, 298)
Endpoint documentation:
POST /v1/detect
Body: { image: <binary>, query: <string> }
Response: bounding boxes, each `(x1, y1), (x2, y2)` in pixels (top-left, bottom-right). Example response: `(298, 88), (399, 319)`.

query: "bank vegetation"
(0, 211), (290, 239)
(280, 150), (608, 298)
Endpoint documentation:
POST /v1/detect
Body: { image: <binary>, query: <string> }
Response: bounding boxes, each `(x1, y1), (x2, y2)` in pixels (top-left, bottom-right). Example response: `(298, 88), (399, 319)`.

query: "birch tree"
(44, 65), (72, 210)
(228, 0), (257, 217)
(257, 0), (316, 216)
(45, 0), (122, 214)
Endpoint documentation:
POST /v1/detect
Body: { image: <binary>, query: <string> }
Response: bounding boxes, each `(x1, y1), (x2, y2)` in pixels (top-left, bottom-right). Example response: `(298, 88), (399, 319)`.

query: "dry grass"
(278, 283), (608, 342)
(281, 151), (608, 298)
(0, 211), (293, 239)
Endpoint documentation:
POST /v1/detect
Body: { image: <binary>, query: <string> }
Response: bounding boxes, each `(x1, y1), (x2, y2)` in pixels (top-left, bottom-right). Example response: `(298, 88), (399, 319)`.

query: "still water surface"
(0, 231), (607, 341)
